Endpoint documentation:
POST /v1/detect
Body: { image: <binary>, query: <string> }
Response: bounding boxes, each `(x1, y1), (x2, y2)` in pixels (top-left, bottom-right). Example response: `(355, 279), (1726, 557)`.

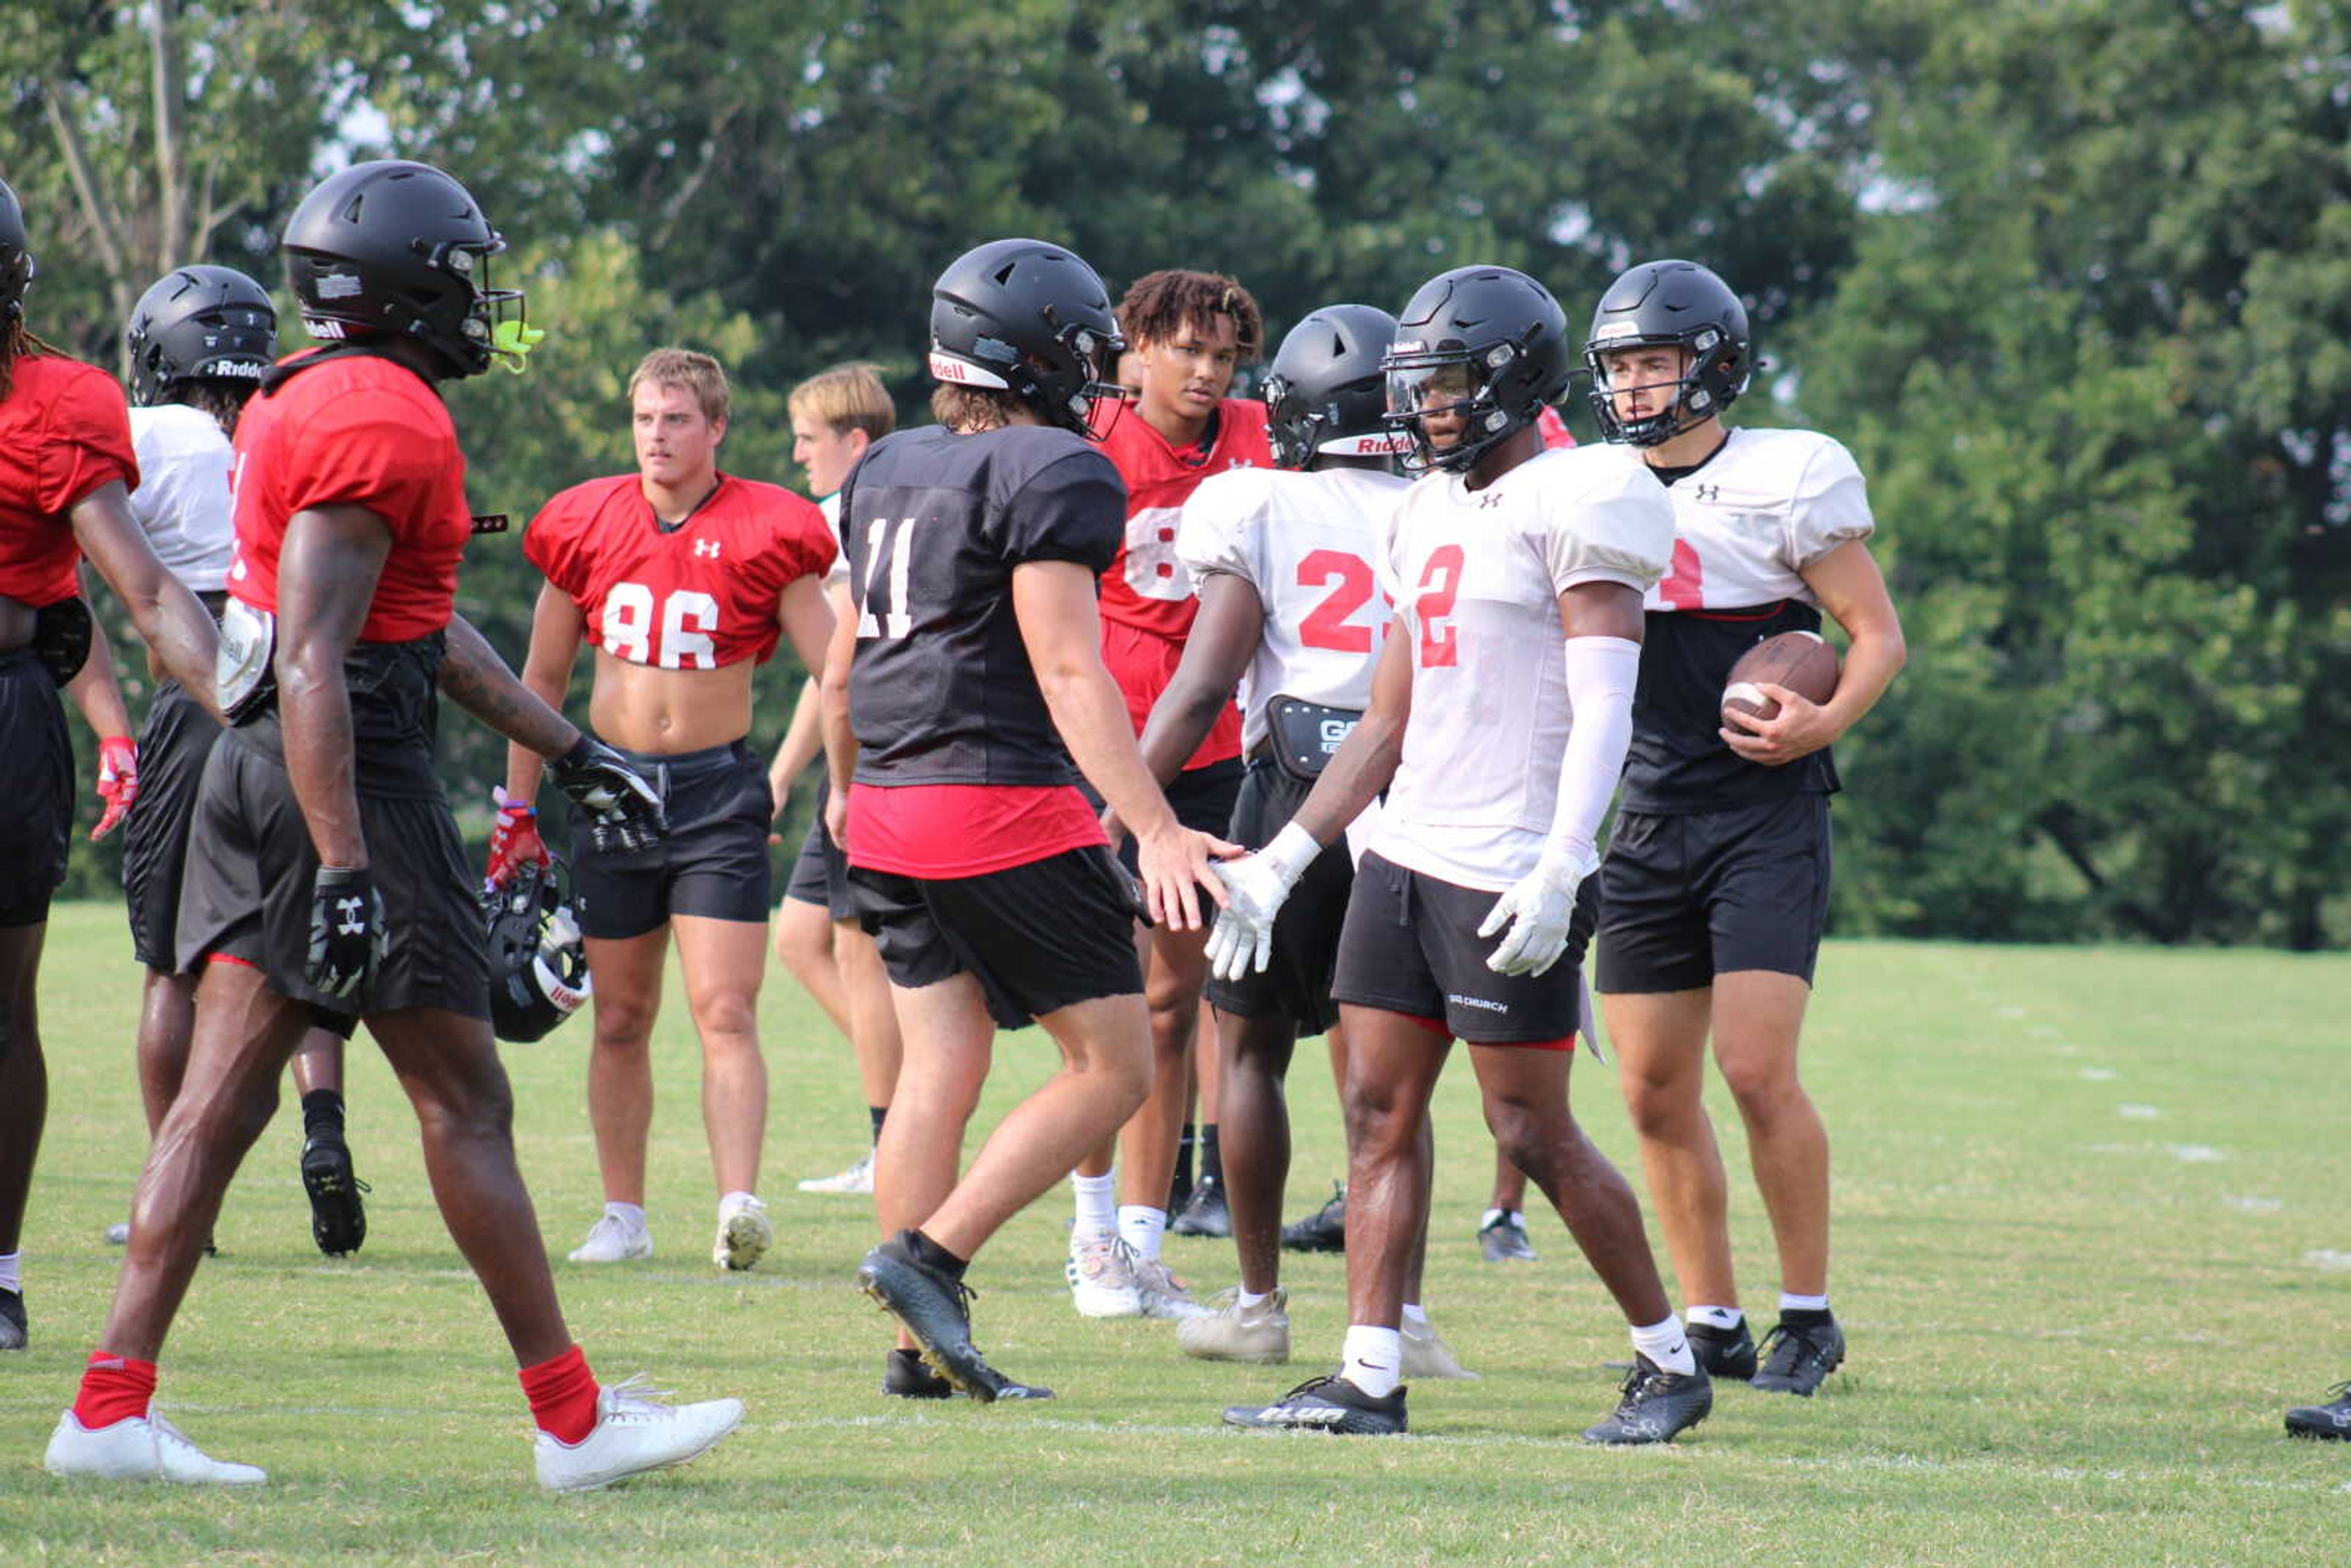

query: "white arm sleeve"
(1550, 636), (1643, 862)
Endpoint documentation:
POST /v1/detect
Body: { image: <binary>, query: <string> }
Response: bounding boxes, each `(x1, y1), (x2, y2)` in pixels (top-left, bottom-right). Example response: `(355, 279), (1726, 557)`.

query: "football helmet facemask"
(1262, 303), (1408, 470)
(1383, 265), (1575, 475)
(481, 854), (591, 1045)
(126, 264), (279, 407)
(929, 238), (1126, 439)
(1, 174), (34, 324)
(1583, 258), (1750, 447)
(282, 160), (537, 378)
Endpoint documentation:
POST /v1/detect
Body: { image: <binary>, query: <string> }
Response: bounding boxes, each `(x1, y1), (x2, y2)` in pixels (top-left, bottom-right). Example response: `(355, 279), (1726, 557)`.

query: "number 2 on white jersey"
(1414, 544), (1464, 667)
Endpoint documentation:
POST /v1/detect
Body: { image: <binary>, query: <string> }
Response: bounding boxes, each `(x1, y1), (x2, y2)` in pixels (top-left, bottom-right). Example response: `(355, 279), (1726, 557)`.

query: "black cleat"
(0, 1286), (25, 1351)
(882, 1347), (955, 1400)
(2286, 1381), (2351, 1439)
(857, 1232), (1053, 1402)
(1280, 1184), (1346, 1253)
(1688, 1318), (1759, 1380)
(1751, 1311), (1845, 1395)
(300, 1132), (369, 1257)
(1583, 1354), (1712, 1444)
(1478, 1209), (1537, 1263)
(1171, 1175), (1231, 1239)
(1223, 1374), (1406, 1435)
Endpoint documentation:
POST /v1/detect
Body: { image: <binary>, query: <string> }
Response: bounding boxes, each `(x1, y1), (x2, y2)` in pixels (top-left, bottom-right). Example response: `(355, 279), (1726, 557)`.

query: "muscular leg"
(837, 919), (901, 1114)
(874, 976), (995, 1255)
(1217, 1007), (1297, 1296)
(581, 928), (670, 1206)
(1488, 1146), (1528, 1214)
(0, 923), (49, 1257)
(368, 1005), (569, 1367)
(773, 897), (850, 1039)
(1710, 970), (1828, 1298)
(1114, 923), (1207, 1210)
(288, 1028), (345, 1099)
(134, 969), (197, 1138)
(1336, 1006), (1449, 1332)
(1606, 986), (1736, 1310)
(100, 962), (307, 1359)
(1467, 1043), (1671, 1326)
(672, 915), (771, 1198)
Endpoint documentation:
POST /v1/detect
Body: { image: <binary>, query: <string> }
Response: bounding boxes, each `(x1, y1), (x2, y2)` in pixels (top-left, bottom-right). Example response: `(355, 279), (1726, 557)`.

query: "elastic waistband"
(588, 733), (757, 777)
(0, 647), (42, 673)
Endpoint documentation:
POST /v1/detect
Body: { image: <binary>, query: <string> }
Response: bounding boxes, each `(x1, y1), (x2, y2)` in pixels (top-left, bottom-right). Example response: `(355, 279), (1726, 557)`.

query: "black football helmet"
(1382, 265), (1575, 475)
(1, 174), (32, 324)
(126, 265), (279, 407)
(1583, 259), (1750, 446)
(282, 160), (533, 378)
(481, 855), (591, 1045)
(1262, 304), (1407, 470)
(929, 238), (1125, 438)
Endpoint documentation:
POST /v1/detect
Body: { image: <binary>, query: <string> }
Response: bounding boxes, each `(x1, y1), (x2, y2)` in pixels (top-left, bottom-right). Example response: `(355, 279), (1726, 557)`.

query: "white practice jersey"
(1370, 445), (1674, 891)
(1176, 464), (1410, 752)
(817, 490), (850, 591)
(127, 403), (236, 593)
(1647, 426), (1873, 612)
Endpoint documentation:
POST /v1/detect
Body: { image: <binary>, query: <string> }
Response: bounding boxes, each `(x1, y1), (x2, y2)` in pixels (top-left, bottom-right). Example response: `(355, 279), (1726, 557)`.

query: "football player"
(768, 362), (903, 1198)
(101, 264), (370, 1260)
(1068, 268), (1271, 1316)
(1585, 259), (1905, 1396)
(47, 161), (741, 1488)
(495, 348), (834, 1273)
(1210, 265), (1709, 1442)
(828, 238), (1232, 1400)
(0, 176), (220, 1356)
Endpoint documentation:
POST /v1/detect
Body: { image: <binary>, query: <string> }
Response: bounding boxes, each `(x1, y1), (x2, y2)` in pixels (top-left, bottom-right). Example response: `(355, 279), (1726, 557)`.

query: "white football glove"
(1477, 841), (1599, 978)
(1204, 822), (1321, 983)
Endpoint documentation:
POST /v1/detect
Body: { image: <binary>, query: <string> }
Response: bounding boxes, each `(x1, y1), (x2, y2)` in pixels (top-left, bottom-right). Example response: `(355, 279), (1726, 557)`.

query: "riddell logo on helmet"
(928, 351), (1009, 389)
(303, 318), (348, 339)
(211, 361), (267, 380)
(1322, 432), (1412, 456)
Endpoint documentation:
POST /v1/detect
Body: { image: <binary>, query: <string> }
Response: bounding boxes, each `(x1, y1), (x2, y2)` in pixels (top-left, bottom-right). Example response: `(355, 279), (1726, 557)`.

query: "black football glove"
(307, 865), (388, 1002)
(546, 734), (668, 853)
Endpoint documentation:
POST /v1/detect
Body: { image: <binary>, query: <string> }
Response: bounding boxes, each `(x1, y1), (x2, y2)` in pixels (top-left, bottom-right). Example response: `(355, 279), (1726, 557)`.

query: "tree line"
(7, 0), (2344, 947)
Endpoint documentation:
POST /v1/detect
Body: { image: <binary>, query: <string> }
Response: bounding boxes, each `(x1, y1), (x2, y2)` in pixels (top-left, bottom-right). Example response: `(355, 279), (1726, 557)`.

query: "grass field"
(2, 901), (2346, 1563)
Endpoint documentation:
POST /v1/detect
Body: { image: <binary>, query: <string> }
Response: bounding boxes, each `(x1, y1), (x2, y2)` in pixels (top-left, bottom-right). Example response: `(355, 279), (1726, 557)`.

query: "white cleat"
(796, 1150), (876, 1195)
(568, 1212), (653, 1264)
(711, 1194), (773, 1272)
(104, 1221), (130, 1246)
(1128, 1250), (1212, 1321)
(1401, 1316), (1480, 1381)
(533, 1376), (744, 1492)
(45, 1411), (267, 1485)
(1177, 1286), (1291, 1364)
(1067, 1232), (1142, 1318)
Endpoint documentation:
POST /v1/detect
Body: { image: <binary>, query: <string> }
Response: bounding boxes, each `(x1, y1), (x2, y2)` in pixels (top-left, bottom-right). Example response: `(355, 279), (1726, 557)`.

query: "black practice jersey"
(1619, 601), (1839, 814)
(842, 424), (1125, 787)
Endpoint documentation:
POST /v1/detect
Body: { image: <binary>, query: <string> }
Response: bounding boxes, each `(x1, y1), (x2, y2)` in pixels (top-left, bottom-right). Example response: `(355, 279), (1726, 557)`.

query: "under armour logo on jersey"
(1477, 492), (1505, 509)
(1692, 482), (1721, 503)
(334, 896), (367, 936)
(692, 539), (722, 560)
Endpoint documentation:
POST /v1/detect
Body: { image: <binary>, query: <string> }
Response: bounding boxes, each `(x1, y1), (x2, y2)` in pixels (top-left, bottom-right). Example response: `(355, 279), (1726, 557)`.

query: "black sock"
(868, 1105), (888, 1142)
(906, 1228), (968, 1279)
(301, 1089), (345, 1141)
(1174, 1123), (1196, 1193)
(1200, 1123), (1223, 1185)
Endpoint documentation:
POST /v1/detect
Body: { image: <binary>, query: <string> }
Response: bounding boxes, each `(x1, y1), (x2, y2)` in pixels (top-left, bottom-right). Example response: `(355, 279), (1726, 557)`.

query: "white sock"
(0, 1251), (18, 1294)
(1687, 1304), (1744, 1331)
(1341, 1324), (1403, 1398)
(1117, 1204), (1167, 1261)
(718, 1189), (757, 1215)
(1400, 1302), (1431, 1330)
(1630, 1315), (1697, 1376)
(1070, 1173), (1116, 1242)
(604, 1201), (647, 1229)
(1479, 1207), (1509, 1230)
(1235, 1288), (1270, 1311)
(1780, 1292), (1831, 1315)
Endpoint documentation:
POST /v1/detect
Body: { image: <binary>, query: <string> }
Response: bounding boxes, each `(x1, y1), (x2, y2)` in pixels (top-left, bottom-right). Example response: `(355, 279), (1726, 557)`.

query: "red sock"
(519, 1345), (600, 1444)
(73, 1351), (158, 1429)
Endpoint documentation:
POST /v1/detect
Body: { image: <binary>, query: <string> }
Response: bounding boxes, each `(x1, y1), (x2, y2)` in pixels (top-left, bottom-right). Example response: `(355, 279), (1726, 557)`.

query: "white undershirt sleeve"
(1551, 635), (1643, 863)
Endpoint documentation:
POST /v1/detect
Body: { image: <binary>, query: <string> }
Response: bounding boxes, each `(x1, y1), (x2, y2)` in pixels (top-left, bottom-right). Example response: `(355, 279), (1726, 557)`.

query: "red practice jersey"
(0, 355), (140, 606)
(228, 351), (471, 642)
(525, 473), (835, 670)
(1095, 397), (1269, 768)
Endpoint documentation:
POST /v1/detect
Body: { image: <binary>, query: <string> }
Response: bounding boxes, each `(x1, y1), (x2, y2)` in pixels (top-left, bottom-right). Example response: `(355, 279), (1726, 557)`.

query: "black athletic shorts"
(1082, 754), (1245, 877)
(174, 719), (489, 1021)
(1595, 792), (1833, 993)
(121, 678), (222, 970)
(571, 737), (773, 940)
(0, 649), (72, 928)
(1329, 850), (1595, 1046)
(1202, 756), (1353, 1036)
(781, 776), (854, 921)
(847, 844), (1146, 1030)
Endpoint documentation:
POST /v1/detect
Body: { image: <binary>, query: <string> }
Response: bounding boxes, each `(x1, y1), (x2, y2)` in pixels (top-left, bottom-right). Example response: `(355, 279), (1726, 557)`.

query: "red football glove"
(91, 735), (139, 841)
(484, 795), (551, 889)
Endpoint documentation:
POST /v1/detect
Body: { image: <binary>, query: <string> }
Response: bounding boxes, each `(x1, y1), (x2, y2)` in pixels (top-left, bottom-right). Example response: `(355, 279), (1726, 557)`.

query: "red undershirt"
(847, 782), (1107, 879)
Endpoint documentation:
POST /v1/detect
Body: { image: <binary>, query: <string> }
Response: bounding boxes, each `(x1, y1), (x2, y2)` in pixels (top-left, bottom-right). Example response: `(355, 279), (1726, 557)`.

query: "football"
(1723, 629), (1840, 725)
